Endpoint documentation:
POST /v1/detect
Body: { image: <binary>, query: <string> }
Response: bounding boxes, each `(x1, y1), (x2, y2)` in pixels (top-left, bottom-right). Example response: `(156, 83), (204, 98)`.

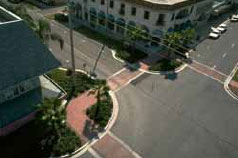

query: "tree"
(164, 32), (183, 57)
(181, 28), (195, 46)
(126, 26), (148, 53)
(89, 80), (109, 122)
(36, 98), (81, 156)
(14, 4), (35, 28)
(36, 98), (66, 135)
(14, 5), (64, 49)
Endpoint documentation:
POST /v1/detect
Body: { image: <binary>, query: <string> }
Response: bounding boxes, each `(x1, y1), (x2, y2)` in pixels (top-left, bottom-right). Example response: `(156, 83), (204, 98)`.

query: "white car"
(211, 27), (221, 34)
(216, 27), (226, 33)
(219, 23), (227, 28)
(209, 32), (220, 39)
(231, 15), (238, 22)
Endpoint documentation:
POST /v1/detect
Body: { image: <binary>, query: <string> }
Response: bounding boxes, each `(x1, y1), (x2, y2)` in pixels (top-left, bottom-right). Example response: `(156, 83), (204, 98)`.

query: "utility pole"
(68, 1), (76, 91)
(91, 0), (109, 77)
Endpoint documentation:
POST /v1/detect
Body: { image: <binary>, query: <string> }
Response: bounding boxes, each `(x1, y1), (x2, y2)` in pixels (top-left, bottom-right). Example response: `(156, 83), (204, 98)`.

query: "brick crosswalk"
(188, 60), (228, 83)
(91, 133), (137, 158)
(107, 68), (143, 91)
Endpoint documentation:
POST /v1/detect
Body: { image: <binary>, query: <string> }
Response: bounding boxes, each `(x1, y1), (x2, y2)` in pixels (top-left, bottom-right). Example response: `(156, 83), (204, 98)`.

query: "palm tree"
(14, 4), (35, 28)
(127, 26), (147, 53)
(14, 5), (64, 49)
(181, 28), (195, 46)
(89, 80), (109, 121)
(36, 98), (66, 136)
(164, 32), (183, 57)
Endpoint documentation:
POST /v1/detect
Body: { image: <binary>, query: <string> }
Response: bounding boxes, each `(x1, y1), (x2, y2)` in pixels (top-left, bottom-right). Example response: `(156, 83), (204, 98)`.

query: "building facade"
(71, 0), (213, 49)
(0, 6), (61, 136)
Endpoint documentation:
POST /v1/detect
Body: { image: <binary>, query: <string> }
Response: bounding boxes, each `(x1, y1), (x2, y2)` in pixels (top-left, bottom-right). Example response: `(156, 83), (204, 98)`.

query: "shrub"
(54, 13), (68, 22)
(51, 128), (81, 156)
(86, 95), (112, 127)
(149, 59), (182, 71)
(47, 69), (97, 98)
(116, 49), (148, 63)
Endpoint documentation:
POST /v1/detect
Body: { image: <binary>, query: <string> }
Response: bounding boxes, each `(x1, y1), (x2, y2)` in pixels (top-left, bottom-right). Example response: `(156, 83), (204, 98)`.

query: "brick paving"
(66, 91), (97, 144)
(92, 134), (135, 158)
(188, 61), (227, 83)
(107, 69), (143, 91)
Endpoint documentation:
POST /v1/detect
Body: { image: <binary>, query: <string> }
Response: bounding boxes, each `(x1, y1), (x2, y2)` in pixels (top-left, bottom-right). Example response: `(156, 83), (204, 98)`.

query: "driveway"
(191, 21), (238, 75)
(112, 69), (238, 158)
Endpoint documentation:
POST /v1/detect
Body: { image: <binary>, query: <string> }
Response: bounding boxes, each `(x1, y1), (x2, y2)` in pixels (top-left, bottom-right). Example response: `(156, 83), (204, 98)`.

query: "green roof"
(0, 20), (61, 91)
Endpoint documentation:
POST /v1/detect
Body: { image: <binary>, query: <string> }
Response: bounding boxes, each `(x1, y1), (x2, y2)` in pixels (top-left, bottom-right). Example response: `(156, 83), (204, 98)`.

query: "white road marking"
(232, 43), (235, 48)
(88, 148), (103, 158)
(188, 65), (224, 84)
(192, 60), (227, 76)
(222, 53), (227, 58)
(108, 131), (143, 158)
(81, 39), (86, 43)
(224, 62), (238, 101)
(114, 71), (144, 92)
(108, 68), (127, 79)
(197, 54), (201, 57)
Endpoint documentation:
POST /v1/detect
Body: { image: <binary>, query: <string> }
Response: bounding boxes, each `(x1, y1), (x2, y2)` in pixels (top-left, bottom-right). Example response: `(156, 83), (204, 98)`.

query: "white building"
(71, 0), (213, 49)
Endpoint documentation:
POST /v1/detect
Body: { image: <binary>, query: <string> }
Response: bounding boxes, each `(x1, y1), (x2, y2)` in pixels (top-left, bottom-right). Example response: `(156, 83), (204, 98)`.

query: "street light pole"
(91, 0), (109, 77)
(68, 1), (76, 91)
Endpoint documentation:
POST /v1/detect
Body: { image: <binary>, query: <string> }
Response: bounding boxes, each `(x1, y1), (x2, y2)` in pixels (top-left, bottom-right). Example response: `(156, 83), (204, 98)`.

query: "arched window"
(116, 18), (126, 34)
(176, 9), (189, 19)
(98, 11), (106, 26)
(107, 14), (115, 30)
(75, 3), (82, 19)
(89, 8), (97, 27)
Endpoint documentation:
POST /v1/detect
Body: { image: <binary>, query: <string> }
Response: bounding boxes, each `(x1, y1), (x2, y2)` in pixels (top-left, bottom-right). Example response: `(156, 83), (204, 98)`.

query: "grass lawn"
(75, 26), (148, 63)
(46, 69), (97, 97)
(149, 59), (182, 72)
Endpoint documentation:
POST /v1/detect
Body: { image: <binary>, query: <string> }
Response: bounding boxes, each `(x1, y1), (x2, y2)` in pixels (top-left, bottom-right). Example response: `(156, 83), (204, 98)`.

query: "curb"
(111, 50), (187, 75)
(50, 90), (119, 158)
(224, 62), (238, 101)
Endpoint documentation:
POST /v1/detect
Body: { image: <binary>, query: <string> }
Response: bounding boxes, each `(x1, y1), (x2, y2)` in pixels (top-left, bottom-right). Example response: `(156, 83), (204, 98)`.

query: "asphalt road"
(112, 69), (238, 158)
(191, 21), (238, 75)
(48, 21), (124, 79)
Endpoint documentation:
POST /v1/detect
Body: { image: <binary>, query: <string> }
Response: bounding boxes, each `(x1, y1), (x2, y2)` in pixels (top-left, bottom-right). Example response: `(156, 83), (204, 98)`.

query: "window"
(156, 14), (165, 26)
(109, 0), (114, 8)
(171, 13), (175, 21)
(131, 7), (136, 16)
(190, 6), (194, 14)
(119, 3), (125, 15)
(101, 0), (105, 5)
(0, 93), (5, 104)
(144, 11), (150, 20)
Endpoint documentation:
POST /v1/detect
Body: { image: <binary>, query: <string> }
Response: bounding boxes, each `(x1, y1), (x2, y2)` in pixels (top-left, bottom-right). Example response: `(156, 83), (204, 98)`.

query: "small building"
(0, 6), (61, 136)
(70, 0), (213, 51)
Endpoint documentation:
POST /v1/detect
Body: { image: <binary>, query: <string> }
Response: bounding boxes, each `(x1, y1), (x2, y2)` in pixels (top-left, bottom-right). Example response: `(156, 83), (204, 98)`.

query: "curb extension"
(111, 50), (187, 75)
(224, 63), (238, 101)
(50, 91), (119, 158)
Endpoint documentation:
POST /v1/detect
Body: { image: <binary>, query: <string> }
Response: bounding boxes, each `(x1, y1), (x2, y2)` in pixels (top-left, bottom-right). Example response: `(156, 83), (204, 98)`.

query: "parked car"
(231, 15), (238, 22)
(211, 27), (221, 34)
(209, 32), (220, 39)
(219, 23), (227, 28)
(216, 26), (226, 33)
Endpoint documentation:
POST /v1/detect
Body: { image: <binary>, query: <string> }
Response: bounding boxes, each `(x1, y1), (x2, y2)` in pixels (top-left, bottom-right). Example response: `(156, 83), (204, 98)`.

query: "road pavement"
(112, 69), (238, 158)
(191, 21), (238, 75)
(48, 21), (124, 79)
